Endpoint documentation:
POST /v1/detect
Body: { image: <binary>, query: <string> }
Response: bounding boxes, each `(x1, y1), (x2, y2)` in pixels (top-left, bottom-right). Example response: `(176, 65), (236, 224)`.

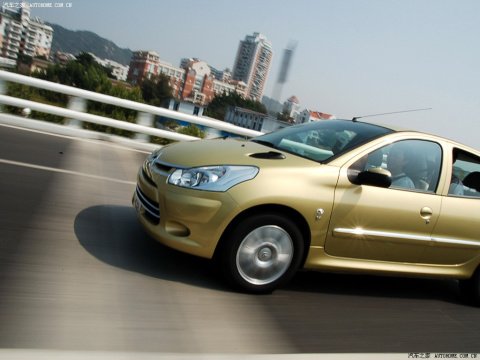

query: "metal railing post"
(135, 112), (154, 141)
(66, 96), (86, 128)
(0, 78), (5, 112)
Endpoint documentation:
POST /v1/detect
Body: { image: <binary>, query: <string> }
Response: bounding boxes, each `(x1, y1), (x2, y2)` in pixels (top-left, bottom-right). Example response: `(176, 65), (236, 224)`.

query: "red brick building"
(127, 51), (247, 106)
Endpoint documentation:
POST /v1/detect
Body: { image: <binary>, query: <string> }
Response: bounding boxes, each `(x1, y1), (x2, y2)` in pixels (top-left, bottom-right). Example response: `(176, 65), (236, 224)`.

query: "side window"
(349, 140), (442, 192)
(449, 149), (480, 198)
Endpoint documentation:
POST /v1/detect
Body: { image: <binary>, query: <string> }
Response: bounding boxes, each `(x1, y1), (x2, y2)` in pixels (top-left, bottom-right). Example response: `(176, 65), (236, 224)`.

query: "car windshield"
(251, 120), (394, 162)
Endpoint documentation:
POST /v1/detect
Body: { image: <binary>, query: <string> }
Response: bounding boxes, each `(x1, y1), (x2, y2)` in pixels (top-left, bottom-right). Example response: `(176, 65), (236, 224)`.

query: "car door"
(324, 139), (443, 264)
(422, 147), (480, 265)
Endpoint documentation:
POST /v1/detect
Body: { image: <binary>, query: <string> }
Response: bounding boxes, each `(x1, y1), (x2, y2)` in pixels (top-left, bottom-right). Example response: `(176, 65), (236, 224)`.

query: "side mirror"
(357, 168), (392, 188)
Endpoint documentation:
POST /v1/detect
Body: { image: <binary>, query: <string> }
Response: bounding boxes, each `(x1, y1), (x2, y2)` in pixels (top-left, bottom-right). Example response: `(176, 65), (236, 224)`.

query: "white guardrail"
(0, 70), (263, 149)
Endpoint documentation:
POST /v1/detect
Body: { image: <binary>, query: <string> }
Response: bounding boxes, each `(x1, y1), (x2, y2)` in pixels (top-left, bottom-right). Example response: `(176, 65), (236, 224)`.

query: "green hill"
(48, 23), (132, 66)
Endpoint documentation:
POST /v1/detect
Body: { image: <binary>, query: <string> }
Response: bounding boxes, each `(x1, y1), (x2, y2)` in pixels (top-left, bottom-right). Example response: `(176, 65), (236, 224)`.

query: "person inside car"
(387, 143), (415, 189)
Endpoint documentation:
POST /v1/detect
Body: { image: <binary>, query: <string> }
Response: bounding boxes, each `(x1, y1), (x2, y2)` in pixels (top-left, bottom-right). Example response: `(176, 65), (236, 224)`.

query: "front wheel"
(218, 214), (304, 294)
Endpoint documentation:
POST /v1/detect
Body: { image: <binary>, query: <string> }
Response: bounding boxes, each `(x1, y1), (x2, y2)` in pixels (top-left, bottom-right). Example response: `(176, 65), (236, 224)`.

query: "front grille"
(136, 185), (160, 224)
(142, 167), (156, 186)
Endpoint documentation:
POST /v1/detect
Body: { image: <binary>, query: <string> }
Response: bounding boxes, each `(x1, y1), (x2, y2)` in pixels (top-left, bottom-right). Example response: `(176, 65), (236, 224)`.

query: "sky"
(29, 0), (480, 148)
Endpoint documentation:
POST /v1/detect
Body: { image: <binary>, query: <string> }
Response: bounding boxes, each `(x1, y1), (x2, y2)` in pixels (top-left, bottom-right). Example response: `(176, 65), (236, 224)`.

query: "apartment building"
(232, 32), (273, 101)
(0, 3), (53, 62)
(127, 50), (184, 99)
(127, 50), (161, 84)
(127, 51), (247, 105)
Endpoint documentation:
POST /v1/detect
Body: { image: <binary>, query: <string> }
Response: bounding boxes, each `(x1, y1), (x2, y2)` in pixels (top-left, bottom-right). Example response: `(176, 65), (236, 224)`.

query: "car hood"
(155, 138), (317, 168)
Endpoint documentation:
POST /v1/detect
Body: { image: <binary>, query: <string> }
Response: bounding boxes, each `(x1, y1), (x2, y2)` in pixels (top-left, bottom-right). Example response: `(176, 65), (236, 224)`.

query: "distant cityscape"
(0, 2), (335, 132)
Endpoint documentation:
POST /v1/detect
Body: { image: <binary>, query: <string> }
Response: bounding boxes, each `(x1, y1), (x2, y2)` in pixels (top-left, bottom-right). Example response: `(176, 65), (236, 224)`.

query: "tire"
(218, 213), (304, 294)
(459, 267), (480, 307)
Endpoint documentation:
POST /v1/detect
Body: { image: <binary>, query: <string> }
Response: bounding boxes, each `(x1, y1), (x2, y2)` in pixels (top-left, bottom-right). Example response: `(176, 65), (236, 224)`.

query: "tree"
(4, 53), (183, 143)
(5, 81), (64, 123)
(277, 112), (294, 123)
(178, 123), (206, 138)
(85, 81), (145, 137)
(277, 104), (295, 123)
(6, 53), (143, 134)
(141, 74), (173, 106)
(16, 53), (33, 72)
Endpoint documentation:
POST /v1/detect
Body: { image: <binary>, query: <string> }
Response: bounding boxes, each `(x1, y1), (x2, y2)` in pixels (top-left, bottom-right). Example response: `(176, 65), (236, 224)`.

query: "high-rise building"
(0, 3), (53, 62)
(232, 32), (273, 101)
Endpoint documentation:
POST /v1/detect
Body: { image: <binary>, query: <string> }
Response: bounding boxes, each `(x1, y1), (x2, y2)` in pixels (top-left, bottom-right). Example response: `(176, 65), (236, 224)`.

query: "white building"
(224, 106), (290, 133)
(108, 61), (129, 81)
(157, 60), (186, 82)
(0, 2), (53, 62)
(283, 95), (301, 120)
(89, 53), (129, 81)
(162, 98), (204, 116)
(296, 109), (336, 124)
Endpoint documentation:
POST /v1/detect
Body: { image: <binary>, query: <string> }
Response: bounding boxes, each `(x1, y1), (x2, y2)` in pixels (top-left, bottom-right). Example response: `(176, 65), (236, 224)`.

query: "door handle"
(420, 206), (433, 222)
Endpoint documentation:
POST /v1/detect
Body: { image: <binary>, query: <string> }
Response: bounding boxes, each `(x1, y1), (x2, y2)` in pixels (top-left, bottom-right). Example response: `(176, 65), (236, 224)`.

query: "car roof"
(351, 119), (479, 154)
(346, 119), (409, 132)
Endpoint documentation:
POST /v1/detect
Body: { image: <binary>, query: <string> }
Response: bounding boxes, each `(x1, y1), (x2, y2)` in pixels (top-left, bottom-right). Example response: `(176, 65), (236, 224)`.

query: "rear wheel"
(459, 267), (480, 307)
(218, 214), (304, 294)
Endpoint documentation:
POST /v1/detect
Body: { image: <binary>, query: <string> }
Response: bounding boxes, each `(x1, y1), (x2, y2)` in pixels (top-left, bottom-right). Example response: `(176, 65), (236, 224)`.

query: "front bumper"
(133, 166), (240, 259)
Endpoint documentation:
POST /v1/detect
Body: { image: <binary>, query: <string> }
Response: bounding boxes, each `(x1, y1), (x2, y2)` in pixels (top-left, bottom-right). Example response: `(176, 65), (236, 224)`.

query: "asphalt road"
(1, 123), (480, 356)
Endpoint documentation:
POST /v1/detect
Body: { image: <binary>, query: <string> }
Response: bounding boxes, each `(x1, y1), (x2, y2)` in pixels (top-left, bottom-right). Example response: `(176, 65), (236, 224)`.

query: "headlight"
(168, 166), (259, 192)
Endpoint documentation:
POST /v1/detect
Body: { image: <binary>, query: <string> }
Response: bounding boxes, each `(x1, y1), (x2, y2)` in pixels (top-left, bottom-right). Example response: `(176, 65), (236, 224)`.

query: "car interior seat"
(462, 171), (480, 193)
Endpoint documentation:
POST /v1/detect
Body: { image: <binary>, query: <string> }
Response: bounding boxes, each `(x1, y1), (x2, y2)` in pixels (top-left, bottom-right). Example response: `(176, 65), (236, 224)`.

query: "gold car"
(133, 119), (480, 304)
